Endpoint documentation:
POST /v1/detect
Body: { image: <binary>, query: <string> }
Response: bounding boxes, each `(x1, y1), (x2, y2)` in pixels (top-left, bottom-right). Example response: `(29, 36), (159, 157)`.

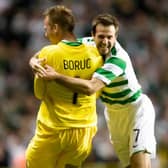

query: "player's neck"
(62, 32), (77, 42)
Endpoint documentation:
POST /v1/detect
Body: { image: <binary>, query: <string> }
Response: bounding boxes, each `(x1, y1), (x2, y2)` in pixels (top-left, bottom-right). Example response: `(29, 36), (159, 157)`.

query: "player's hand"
(36, 65), (58, 80)
(29, 57), (46, 73)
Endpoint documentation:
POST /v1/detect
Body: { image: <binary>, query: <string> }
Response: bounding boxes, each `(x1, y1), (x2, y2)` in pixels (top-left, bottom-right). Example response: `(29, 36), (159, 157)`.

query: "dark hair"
(44, 5), (75, 32)
(92, 13), (119, 37)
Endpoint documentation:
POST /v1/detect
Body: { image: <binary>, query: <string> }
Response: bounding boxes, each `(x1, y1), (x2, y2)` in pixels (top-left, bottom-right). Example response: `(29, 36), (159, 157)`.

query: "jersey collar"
(61, 40), (82, 46)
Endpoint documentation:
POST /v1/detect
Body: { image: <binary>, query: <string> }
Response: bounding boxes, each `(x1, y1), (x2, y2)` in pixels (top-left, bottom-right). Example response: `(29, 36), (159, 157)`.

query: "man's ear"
(53, 24), (59, 33)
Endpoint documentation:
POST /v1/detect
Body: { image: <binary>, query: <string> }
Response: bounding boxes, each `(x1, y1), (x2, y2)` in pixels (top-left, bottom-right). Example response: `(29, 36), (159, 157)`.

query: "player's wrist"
(54, 72), (60, 80)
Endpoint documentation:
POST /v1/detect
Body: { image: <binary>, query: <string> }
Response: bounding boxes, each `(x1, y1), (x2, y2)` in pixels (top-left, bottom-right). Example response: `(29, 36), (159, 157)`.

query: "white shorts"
(104, 94), (156, 167)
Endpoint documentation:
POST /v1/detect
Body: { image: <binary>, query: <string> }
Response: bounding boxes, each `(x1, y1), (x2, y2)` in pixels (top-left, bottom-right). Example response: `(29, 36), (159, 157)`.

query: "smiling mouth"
(100, 46), (108, 50)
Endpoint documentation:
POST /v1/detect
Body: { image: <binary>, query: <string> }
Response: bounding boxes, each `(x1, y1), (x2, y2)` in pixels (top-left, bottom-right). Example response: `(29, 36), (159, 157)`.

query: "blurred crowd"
(0, 0), (168, 168)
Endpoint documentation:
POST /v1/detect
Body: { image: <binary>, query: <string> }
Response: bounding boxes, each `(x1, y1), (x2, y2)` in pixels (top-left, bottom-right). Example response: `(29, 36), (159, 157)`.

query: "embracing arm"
(55, 73), (105, 95)
(38, 64), (105, 95)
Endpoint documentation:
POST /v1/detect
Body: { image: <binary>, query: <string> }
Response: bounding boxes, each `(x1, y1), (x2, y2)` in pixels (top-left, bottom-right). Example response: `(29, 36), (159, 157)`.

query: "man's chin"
(100, 50), (109, 56)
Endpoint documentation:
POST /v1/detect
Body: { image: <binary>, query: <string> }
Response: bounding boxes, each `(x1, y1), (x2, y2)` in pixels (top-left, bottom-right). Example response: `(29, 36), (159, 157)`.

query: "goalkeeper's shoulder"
(38, 44), (58, 58)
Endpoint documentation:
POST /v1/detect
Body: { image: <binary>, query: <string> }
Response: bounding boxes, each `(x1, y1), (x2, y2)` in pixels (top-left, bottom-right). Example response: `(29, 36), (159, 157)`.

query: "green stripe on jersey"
(106, 57), (126, 70)
(94, 56), (127, 82)
(107, 80), (128, 87)
(100, 89), (142, 105)
(95, 68), (116, 80)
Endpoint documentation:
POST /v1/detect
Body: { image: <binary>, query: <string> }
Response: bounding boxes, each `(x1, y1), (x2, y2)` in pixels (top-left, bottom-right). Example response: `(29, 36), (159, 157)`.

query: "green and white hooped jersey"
(79, 37), (142, 105)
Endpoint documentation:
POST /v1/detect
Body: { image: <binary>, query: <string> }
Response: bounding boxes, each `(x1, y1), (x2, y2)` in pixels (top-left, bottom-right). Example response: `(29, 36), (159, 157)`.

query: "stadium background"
(0, 0), (168, 167)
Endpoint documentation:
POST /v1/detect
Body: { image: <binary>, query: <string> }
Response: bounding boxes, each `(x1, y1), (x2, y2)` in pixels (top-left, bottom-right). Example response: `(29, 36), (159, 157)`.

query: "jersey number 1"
(72, 76), (80, 104)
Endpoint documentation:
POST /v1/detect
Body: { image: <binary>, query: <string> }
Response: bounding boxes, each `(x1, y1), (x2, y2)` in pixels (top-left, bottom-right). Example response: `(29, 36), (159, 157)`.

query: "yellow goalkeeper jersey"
(34, 40), (103, 129)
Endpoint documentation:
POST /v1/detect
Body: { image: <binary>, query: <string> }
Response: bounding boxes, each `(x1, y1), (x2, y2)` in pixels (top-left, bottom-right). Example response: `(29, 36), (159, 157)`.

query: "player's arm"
(55, 75), (105, 96)
(38, 64), (105, 95)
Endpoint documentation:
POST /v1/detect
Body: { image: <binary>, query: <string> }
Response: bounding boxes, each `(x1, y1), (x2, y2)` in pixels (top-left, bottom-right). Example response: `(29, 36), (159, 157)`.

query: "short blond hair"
(44, 5), (75, 32)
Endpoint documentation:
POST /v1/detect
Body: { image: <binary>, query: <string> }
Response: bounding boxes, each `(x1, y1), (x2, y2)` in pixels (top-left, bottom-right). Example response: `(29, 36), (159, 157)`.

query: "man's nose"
(102, 38), (108, 44)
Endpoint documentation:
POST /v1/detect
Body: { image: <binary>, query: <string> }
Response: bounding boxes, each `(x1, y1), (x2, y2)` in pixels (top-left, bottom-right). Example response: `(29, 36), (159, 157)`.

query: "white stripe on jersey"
(93, 72), (111, 84)
(103, 63), (124, 76)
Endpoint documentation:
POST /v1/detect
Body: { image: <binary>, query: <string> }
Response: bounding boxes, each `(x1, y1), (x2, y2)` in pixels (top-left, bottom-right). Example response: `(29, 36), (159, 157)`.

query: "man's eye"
(99, 36), (104, 39)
